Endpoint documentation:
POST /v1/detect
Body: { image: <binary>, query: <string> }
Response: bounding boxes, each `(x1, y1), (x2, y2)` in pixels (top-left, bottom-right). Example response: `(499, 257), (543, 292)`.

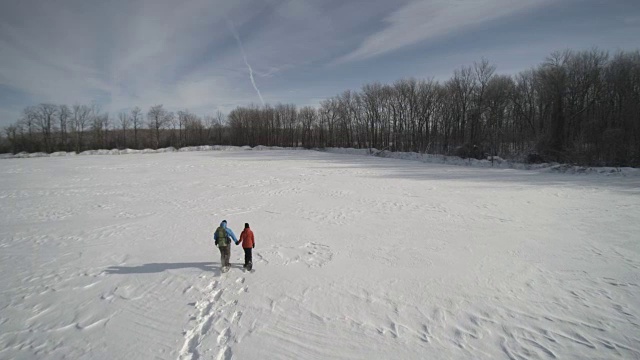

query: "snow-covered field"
(1, 149), (639, 360)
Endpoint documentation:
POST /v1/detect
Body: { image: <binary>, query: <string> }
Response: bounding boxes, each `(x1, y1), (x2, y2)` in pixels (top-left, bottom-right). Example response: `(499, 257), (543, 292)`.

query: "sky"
(1, 0), (639, 127)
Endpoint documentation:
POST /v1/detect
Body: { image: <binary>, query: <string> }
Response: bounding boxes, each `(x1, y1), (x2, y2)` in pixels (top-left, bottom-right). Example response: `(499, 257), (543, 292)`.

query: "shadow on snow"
(213, 150), (640, 193)
(104, 262), (245, 275)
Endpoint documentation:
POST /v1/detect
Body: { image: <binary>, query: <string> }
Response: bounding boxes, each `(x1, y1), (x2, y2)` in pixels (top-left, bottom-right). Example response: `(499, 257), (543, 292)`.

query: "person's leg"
(243, 248), (250, 267)
(218, 246), (225, 268)
(247, 248), (252, 265)
(224, 246), (231, 267)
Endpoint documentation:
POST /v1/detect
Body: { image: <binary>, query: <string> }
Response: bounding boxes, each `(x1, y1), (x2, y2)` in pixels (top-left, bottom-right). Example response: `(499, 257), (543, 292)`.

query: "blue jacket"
(214, 221), (238, 245)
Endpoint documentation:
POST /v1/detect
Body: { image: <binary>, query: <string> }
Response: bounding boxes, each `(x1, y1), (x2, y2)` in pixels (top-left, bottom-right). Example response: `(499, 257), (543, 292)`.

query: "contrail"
(227, 21), (265, 106)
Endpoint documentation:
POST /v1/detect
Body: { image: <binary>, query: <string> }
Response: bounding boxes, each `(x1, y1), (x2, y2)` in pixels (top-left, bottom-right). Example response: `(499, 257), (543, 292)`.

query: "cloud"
(227, 20), (265, 105)
(0, 0), (637, 129)
(0, 0), (265, 119)
(336, 0), (553, 63)
(0, 0), (409, 126)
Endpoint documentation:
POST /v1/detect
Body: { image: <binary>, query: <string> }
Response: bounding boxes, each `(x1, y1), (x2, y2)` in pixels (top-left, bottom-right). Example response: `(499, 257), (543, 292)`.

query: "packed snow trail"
(0, 150), (639, 359)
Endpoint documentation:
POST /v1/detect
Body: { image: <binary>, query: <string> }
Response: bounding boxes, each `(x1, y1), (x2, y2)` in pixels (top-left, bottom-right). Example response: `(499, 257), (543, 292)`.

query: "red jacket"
(239, 228), (255, 249)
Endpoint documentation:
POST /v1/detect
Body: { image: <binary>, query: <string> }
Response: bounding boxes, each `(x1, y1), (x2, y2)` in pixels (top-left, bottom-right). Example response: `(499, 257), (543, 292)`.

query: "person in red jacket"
(238, 223), (255, 269)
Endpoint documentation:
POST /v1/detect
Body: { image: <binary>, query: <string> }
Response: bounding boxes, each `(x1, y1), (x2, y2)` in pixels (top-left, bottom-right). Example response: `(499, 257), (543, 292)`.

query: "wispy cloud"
(227, 20), (265, 106)
(0, 0), (638, 127)
(0, 0), (263, 116)
(337, 0), (553, 63)
(0, 0), (404, 124)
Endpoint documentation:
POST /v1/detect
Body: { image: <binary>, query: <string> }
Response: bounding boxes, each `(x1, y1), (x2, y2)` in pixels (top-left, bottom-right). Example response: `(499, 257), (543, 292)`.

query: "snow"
(1, 149), (639, 360)
(3, 146), (639, 177)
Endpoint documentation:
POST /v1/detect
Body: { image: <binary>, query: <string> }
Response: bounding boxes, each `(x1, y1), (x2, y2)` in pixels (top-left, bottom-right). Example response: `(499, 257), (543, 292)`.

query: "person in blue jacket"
(214, 220), (239, 270)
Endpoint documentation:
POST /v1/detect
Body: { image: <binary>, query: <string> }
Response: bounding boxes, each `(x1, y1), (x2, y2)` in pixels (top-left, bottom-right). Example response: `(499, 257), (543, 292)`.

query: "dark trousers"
(218, 246), (230, 267)
(243, 248), (252, 266)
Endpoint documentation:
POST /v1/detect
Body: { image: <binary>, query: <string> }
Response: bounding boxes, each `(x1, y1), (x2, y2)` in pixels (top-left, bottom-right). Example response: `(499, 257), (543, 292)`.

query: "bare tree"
(130, 107), (142, 149)
(166, 111), (178, 147)
(33, 104), (58, 152)
(215, 111), (226, 145)
(485, 74), (514, 164)
(319, 98), (340, 148)
(71, 104), (91, 153)
(538, 50), (571, 160)
(118, 112), (130, 148)
(184, 113), (204, 145)
(298, 106), (316, 148)
(4, 125), (19, 153)
(91, 111), (109, 149)
(147, 105), (170, 149)
(177, 110), (188, 147)
(19, 106), (38, 152)
(58, 105), (71, 151)
(450, 66), (475, 147)
(469, 58), (496, 146)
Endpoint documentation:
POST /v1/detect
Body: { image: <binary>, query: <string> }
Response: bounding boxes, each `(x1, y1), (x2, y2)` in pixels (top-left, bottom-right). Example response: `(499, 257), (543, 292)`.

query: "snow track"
(1, 150), (639, 359)
(179, 276), (246, 360)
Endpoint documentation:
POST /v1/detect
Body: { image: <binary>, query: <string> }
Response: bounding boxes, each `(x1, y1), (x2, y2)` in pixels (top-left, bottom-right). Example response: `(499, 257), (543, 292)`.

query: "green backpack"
(216, 226), (228, 247)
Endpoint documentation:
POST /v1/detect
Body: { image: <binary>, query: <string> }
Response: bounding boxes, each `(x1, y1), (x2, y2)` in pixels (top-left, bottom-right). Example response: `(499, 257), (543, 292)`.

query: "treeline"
(227, 50), (640, 166)
(1, 104), (227, 154)
(2, 49), (639, 166)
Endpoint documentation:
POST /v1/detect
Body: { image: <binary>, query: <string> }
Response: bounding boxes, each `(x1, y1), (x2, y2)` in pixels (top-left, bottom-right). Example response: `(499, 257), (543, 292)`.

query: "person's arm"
(214, 230), (218, 245)
(227, 228), (238, 244)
